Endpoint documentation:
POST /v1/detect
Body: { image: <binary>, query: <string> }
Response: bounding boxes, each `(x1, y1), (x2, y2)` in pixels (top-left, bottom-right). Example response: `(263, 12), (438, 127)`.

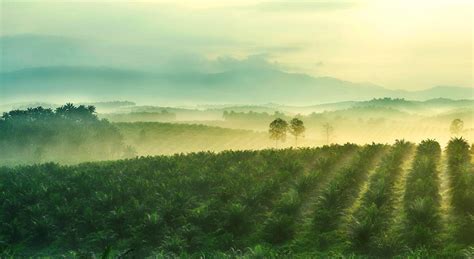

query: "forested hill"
(0, 104), (132, 165)
(0, 104), (283, 165)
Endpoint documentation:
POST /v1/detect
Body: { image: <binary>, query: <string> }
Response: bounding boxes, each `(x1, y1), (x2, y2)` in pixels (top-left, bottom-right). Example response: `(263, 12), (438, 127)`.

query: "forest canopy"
(0, 103), (130, 165)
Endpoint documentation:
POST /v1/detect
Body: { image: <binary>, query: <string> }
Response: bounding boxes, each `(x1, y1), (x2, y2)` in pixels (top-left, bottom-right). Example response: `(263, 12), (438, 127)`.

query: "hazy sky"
(1, 0), (473, 90)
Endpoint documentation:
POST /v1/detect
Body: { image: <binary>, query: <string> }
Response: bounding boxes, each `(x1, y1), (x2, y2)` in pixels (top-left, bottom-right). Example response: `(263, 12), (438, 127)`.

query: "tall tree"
(0, 103), (127, 165)
(322, 122), (334, 145)
(289, 118), (305, 147)
(450, 118), (464, 136)
(269, 118), (288, 148)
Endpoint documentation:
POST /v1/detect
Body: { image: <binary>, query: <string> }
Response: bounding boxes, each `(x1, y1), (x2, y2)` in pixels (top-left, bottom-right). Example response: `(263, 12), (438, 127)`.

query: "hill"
(0, 104), (130, 166)
(0, 103), (301, 166)
(115, 122), (283, 156)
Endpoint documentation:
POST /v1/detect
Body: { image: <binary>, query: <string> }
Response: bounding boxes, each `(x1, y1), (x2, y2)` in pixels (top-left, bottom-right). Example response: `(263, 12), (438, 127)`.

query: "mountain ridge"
(1, 65), (472, 104)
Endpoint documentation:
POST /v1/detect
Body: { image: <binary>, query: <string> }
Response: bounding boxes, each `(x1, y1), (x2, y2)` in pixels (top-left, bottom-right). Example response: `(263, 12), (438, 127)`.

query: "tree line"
(269, 117), (466, 148)
(0, 103), (133, 165)
(269, 118), (334, 148)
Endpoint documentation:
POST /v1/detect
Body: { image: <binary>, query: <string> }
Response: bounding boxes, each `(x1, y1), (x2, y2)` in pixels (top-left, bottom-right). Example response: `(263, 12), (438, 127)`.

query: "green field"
(1, 139), (472, 257)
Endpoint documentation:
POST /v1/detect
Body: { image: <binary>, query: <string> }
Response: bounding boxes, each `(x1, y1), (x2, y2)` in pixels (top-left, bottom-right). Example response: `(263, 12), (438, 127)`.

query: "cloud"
(0, 34), (288, 76)
(213, 54), (282, 72)
(252, 45), (307, 55)
(254, 1), (358, 12)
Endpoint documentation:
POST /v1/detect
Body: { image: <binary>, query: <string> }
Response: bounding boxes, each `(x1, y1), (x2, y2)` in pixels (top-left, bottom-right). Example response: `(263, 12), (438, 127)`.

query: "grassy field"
(1, 139), (472, 257)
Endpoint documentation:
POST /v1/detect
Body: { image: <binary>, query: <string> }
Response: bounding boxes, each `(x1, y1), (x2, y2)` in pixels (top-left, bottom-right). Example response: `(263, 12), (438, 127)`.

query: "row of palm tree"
(446, 138), (474, 245)
(308, 143), (386, 250)
(402, 139), (442, 248)
(347, 140), (413, 256)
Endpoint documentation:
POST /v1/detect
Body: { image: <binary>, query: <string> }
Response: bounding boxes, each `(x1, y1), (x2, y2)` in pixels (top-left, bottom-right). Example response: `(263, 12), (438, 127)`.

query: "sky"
(0, 0), (473, 91)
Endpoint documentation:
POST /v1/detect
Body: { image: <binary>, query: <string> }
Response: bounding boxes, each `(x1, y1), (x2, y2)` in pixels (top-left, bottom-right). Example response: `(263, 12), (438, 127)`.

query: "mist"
(1, 1), (473, 257)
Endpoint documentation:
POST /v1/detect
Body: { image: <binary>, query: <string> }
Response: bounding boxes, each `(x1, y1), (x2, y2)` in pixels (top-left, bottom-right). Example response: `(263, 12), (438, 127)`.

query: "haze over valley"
(0, 0), (473, 257)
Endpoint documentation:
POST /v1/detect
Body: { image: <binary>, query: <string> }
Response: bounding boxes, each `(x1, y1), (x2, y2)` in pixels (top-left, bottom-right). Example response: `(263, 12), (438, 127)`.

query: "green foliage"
(0, 140), (471, 257)
(402, 140), (442, 249)
(0, 104), (127, 165)
(0, 147), (339, 256)
(269, 118), (289, 147)
(289, 117), (305, 147)
(348, 140), (412, 255)
(310, 143), (386, 249)
(260, 144), (358, 245)
(446, 138), (474, 245)
(416, 139), (441, 158)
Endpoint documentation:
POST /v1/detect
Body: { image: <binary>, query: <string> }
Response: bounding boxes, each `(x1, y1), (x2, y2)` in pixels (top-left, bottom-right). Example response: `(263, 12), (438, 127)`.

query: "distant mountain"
(249, 98), (474, 115)
(1, 65), (472, 105)
(1, 34), (472, 105)
(430, 107), (474, 123)
(405, 86), (474, 100)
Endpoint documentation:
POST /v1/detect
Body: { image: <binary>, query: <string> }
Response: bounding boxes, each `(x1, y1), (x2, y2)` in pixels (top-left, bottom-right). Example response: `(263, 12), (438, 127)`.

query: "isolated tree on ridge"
(322, 122), (334, 145)
(269, 118), (288, 148)
(290, 118), (305, 147)
(450, 118), (464, 136)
